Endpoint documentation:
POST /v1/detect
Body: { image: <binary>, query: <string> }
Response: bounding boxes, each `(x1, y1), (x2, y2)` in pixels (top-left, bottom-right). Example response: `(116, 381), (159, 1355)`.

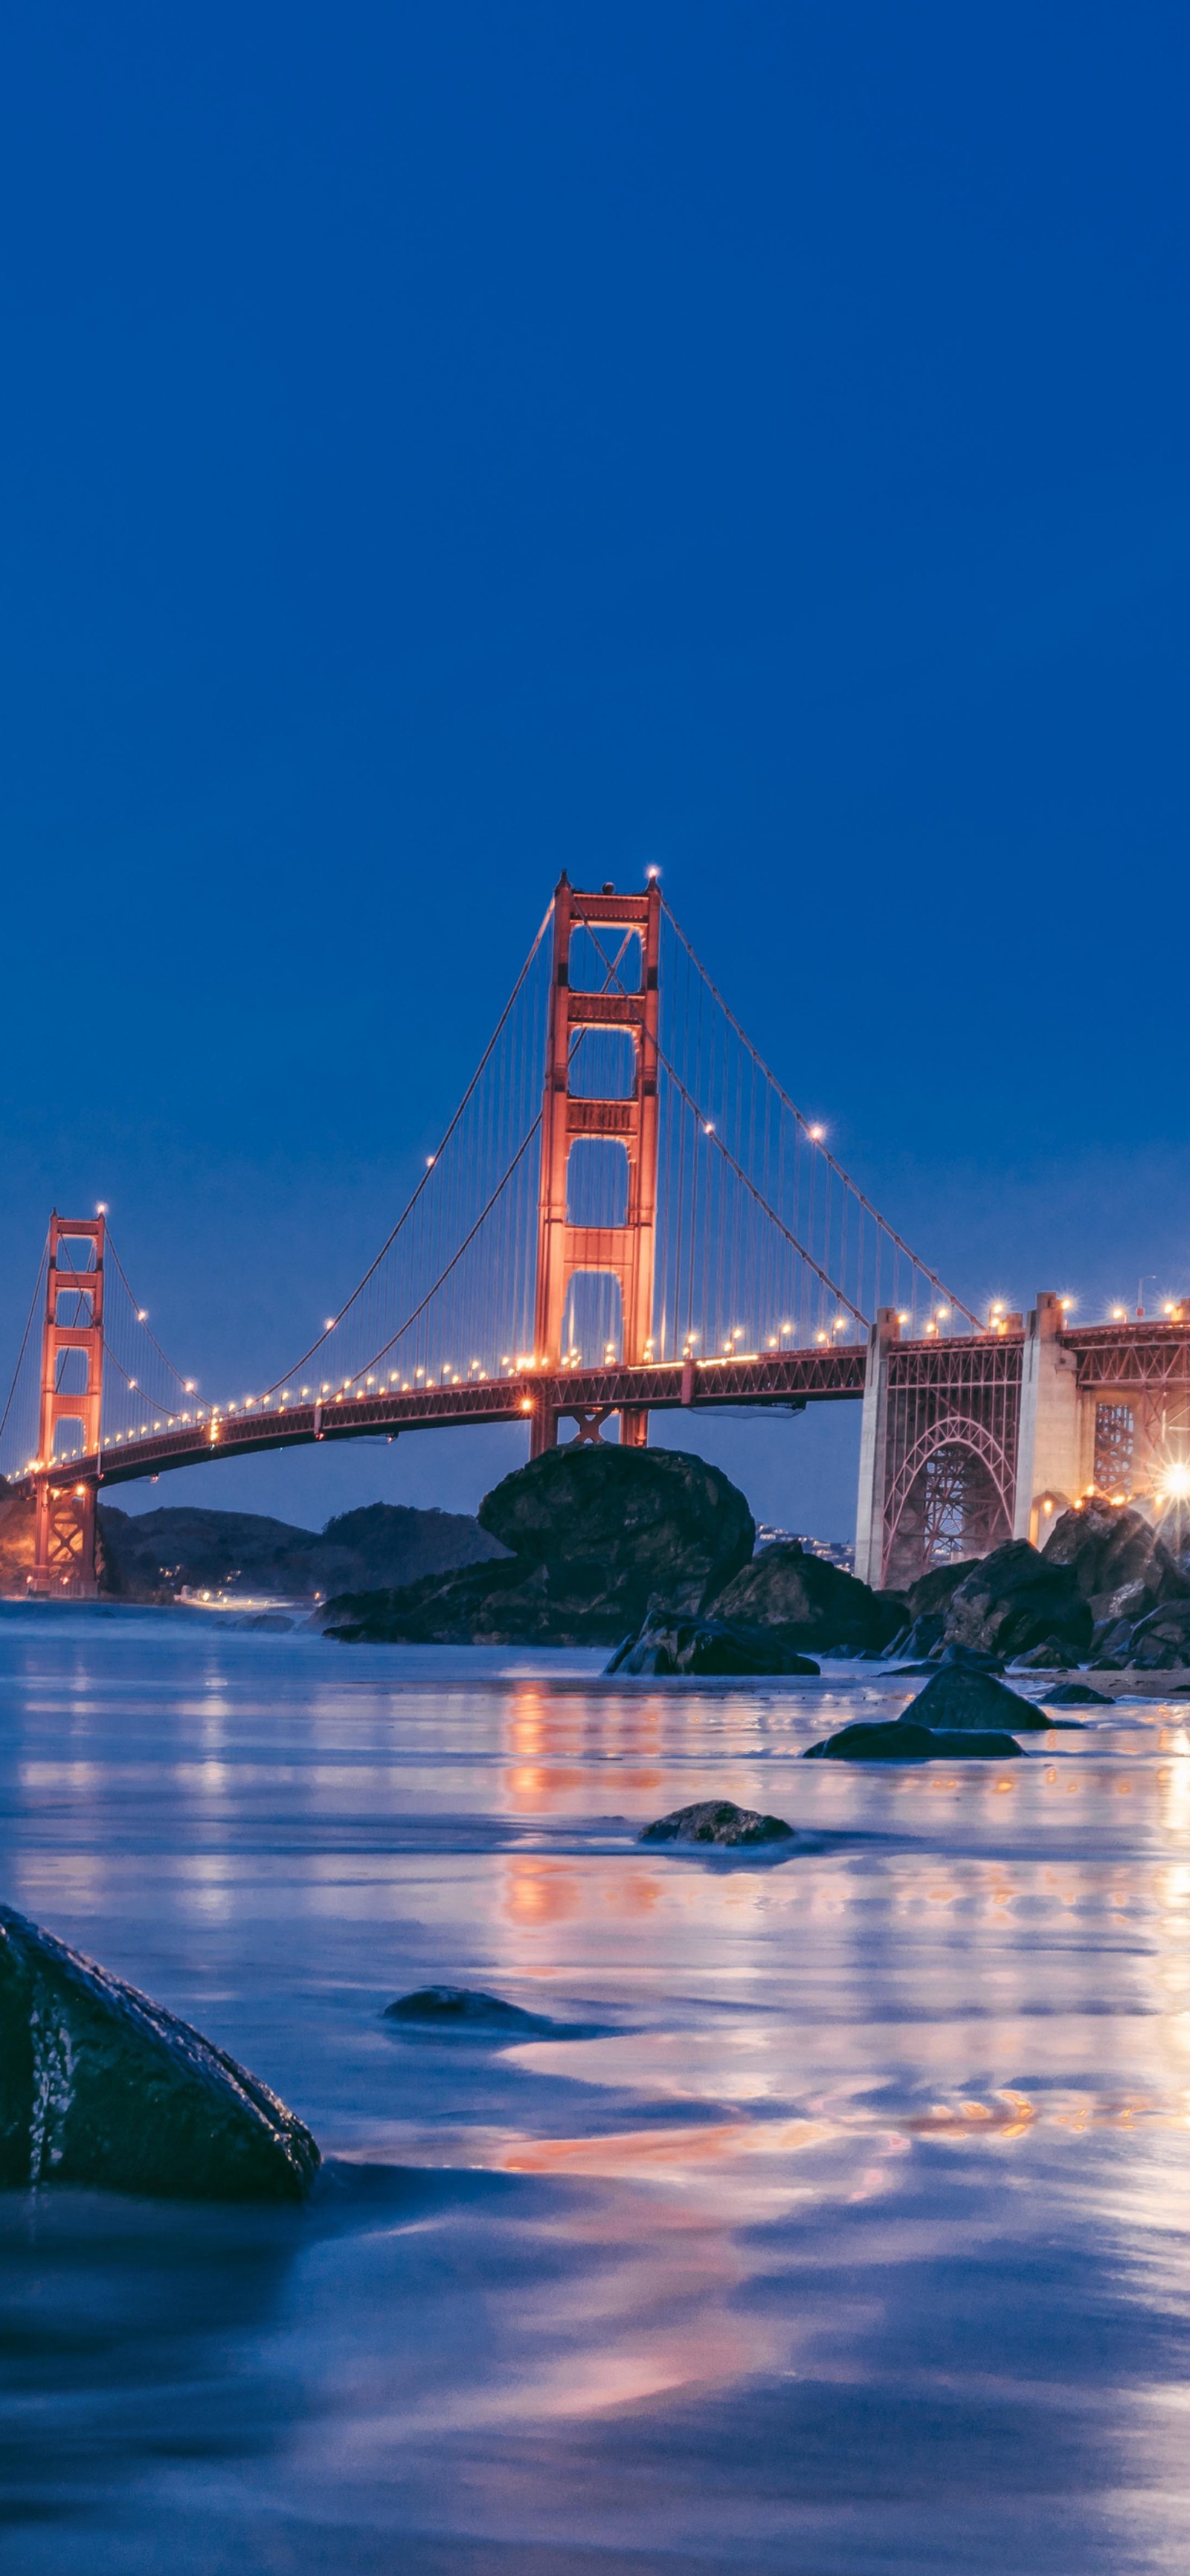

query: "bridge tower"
(532, 875), (661, 1456)
(31, 1212), (106, 1596)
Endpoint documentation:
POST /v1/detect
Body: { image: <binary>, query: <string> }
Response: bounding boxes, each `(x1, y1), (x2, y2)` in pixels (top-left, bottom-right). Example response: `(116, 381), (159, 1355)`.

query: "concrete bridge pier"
(853, 1307), (901, 1589)
(1012, 1291), (1081, 1547)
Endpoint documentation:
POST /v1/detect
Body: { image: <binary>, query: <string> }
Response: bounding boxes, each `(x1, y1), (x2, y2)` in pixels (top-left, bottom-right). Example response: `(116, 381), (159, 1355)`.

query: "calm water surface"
(4, 1608), (1190, 2572)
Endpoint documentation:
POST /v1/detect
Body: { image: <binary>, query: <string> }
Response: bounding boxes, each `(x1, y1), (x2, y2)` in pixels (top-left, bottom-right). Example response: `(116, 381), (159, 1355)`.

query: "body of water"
(4, 1608), (1190, 2571)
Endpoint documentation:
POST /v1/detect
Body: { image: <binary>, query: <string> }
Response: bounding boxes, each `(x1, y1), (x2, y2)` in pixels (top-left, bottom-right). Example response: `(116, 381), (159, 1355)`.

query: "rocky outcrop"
(638, 1799), (795, 1846)
(939, 1540), (1092, 1664)
(324, 1445), (755, 1646)
(708, 1541), (904, 1654)
(805, 1718), (1022, 1761)
(1041, 1500), (1190, 1624)
(606, 1611), (819, 1677)
(907, 1663), (1053, 1732)
(0, 1905), (320, 2200)
(1102, 1599), (1190, 1670)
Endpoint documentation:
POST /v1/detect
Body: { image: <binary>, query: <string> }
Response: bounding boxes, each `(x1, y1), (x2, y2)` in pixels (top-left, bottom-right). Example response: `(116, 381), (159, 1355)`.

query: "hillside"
(74, 1500), (504, 1603)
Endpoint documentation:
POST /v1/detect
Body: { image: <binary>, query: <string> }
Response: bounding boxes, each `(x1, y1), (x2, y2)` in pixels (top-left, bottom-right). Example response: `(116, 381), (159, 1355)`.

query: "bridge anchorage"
(4, 876), (1188, 1598)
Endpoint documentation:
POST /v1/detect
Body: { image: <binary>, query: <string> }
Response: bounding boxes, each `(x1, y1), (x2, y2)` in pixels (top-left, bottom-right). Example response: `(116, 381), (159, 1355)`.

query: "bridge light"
(426, 1155), (435, 1167)
(97, 1202), (108, 1214)
(897, 1311), (910, 1324)
(138, 1311), (147, 1321)
(129, 1378), (138, 1390)
(768, 1336), (777, 1348)
(704, 1122), (714, 1135)
(184, 1380), (196, 1393)
(1161, 1462), (1190, 1499)
(808, 1124), (825, 1142)
(1060, 1297), (1073, 1310)
(325, 1320), (335, 1332)
(1111, 1307), (1127, 1320)
(936, 1307), (950, 1321)
(646, 864), (660, 879)
(815, 1331), (828, 1344)
(520, 1397), (533, 1412)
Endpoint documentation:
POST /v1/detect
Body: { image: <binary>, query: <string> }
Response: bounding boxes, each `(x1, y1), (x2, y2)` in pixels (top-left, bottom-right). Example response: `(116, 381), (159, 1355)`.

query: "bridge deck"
(18, 1346), (869, 1495)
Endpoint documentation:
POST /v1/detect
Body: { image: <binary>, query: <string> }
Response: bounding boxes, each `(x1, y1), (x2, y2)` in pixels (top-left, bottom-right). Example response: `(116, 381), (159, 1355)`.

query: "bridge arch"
(883, 1410), (1015, 1590)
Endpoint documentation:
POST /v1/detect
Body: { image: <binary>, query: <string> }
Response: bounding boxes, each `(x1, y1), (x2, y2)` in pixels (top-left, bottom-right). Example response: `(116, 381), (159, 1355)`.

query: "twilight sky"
(1, 3), (1188, 1540)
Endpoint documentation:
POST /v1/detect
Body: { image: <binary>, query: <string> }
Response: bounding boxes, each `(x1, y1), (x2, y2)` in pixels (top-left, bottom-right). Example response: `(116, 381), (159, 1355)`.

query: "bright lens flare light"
(1160, 1462), (1190, 1501)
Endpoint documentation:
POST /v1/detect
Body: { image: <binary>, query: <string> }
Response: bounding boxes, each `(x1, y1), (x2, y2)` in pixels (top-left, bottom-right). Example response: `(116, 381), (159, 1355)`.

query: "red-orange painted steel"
(32, 1212), (106, 1596)
(533, 876), (661, 1455)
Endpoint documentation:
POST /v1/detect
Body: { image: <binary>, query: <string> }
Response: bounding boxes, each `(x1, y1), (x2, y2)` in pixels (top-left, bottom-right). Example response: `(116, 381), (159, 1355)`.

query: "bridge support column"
(31, 1212), (106, 1598)
(854, 1308), (901, 1589)
(1013, 1291), (1081, 1545)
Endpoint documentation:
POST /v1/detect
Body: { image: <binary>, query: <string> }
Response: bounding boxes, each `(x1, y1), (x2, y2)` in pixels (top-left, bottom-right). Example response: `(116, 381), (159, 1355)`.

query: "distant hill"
(95, 1500), (506, 1603)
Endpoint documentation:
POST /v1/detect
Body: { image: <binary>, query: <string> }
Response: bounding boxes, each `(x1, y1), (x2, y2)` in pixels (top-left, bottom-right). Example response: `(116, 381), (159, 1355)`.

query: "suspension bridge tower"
(532, 875), (661, 1455)
(31, 1212), (106, 1596)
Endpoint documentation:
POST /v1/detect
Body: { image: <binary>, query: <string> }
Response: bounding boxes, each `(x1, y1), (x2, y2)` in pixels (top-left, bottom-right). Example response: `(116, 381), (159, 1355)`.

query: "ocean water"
(4, 1610), (1190, 2572)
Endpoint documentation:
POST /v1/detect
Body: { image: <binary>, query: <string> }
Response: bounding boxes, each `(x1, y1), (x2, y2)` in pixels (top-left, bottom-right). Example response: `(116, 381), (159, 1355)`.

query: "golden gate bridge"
(4, 876), (1189, 1597)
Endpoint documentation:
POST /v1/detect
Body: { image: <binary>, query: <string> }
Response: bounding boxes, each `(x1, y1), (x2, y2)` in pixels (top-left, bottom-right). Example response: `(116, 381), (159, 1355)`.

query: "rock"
(887, 1611), (946, 1660)
(1006, 1638), (1076, 1671)
(638, 1799), (795, 1846)
(1043, 1681), (1114, 1706)
(942, 1540), (1093, 1663)
(898, 1561), (981, 1622)
(481, 1444), (753, 1607)
(0, 1904), (319, 2200)
(606, 1610), (819, 1677)
(709, 1541), (902, 1654)
(907, 1663), (1052, 1731)
(327, 1445), (754, 1646)
(382, 1986), (558, 2034)
(804, 1719), (1022, 1761)
(1120, 1599), (1190, 1670)
(1041, 1500), (1190, 1625)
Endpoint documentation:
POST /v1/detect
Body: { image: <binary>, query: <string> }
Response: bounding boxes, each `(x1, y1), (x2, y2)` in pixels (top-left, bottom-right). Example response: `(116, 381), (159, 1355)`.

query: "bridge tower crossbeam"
(532, 875), (660, 1456)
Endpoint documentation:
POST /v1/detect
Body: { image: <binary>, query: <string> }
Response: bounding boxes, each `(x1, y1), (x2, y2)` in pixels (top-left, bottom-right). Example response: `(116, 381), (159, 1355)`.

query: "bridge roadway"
(18, 1344), (871, 1497)
(21, 1317), (1189, 1510)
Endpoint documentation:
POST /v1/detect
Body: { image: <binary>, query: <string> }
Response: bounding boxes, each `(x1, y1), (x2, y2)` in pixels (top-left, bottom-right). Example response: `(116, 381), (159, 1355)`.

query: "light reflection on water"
(4, 1616), (1190, 2570)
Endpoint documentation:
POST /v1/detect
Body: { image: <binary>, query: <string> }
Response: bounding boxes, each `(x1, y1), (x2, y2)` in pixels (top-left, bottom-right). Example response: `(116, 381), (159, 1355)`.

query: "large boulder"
(709, 1541), (902, 1654)
(907, 1663), (1052, 1732)
(480, 1444), (753, 1606)
(1041, 1500), (1190, 1624)
(941, 1540), (1092, 1663)
(606, 1610), (819, 1677)
(324, 1444), (754, 1647)
(804, 1719), (1022, 1761)
(0, 1905), (320, 2200)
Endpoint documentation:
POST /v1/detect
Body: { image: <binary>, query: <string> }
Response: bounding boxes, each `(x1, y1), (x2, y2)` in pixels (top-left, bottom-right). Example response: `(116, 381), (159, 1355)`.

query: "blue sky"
(2, 4), (1188, 1538)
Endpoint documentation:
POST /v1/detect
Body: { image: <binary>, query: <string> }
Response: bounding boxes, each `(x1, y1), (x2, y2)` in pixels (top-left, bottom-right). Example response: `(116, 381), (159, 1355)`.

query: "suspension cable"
(661, 897), (980, 1326)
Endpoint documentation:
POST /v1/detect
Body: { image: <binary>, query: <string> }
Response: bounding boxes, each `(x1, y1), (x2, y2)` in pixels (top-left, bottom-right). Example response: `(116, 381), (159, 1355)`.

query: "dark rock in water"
(804, 1719), (1022, 1761)
(325, 1445), (754, 1646)
(382, 1986), (558, 2034)
(639, 1799), (795, 1847)
(607, 1610), (819, 1677)
(1042, 1499), (1190, 1627)
(941, 1541), (1092, 1663)
(1043, 1681), (1114, 1706)
(709, 1541), (902, 1654)
(907, 1663), (1051, 1731)
(0, 1905), (320, 2200)
(937, 1642), (1006, 1673)
(236, 1611), (294, 1632)
(886, 1662), (942, 1677)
